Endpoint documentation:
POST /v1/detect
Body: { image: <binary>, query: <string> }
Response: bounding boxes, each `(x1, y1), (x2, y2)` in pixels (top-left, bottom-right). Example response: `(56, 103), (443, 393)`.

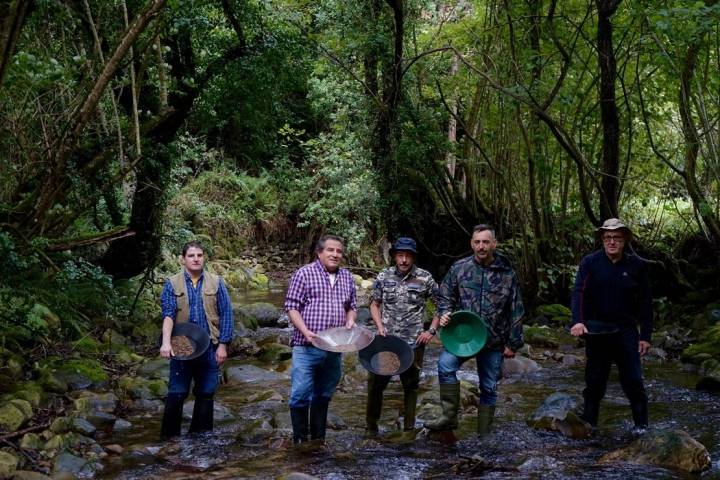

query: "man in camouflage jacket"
(425, 224), (524, 436)
(366, 237), (440, 435)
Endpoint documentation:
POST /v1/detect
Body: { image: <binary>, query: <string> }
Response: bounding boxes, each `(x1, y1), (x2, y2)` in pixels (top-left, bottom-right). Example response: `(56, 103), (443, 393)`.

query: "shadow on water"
(99, 291), (720, 479)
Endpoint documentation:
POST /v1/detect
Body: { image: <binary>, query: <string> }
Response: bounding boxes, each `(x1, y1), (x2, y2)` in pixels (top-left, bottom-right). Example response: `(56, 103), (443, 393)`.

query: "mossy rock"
(224, 269), (251, 290)
(250, 272), (269, 289)
(0, 450), (19, 478)
(0, 399), (33, 431)
(19, 433), (44, 450)
(681, 325), (720, 363)
(535, 304), (572, 324)
(72, 336), (102, 355)
(523, 325), (572, 348)
(56, 359), (109, 388)
(13, 383), (43, 407)
(259, 343), (292, 363)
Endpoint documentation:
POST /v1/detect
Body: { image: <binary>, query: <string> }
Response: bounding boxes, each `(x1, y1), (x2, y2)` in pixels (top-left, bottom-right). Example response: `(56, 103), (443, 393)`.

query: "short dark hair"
(472, 224), (496, 239)
(316, 234), (344, 253)
(182, 241), (205, 257)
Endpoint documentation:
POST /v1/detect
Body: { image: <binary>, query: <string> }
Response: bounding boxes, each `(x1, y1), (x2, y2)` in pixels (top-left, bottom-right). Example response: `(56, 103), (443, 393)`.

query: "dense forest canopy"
(1, 0), (719, 348)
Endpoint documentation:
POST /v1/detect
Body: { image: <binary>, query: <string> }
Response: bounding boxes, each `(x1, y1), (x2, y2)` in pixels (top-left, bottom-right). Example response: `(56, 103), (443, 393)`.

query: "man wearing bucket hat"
(159, 241), (234, 438)
(426, 224), (525, 436)
(366, 237), (440, 435)
(570, 218), (652, 433)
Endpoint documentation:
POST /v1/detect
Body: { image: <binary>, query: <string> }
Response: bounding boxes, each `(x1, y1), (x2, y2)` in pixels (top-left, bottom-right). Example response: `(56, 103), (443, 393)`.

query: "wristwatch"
(428, 327), (437, 336)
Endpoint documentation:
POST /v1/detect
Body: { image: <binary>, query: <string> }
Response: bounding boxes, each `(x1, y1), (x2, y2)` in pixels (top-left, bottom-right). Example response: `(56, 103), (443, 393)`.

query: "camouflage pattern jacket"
(437, 253), (524, 352)
(371, 265), (438, 343)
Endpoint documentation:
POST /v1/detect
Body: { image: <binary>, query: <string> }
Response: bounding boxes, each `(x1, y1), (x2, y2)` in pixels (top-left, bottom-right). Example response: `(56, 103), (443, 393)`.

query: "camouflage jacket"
(437, 253), (524, 352)
(371, 265), (438, 343)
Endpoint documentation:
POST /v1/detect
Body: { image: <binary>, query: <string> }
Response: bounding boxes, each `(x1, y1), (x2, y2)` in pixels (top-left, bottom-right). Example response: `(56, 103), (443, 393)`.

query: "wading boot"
(403, 389), (418, 431)
(188, 395), (214, 433)
(310, 398), (330, 441)
(160, 393), (185, 438)
(290, 406), (309, 444)
(366, 378), (385, 435)
(580, 399), (599, 428)
(424, 383), (460, 431)
(630, 399), (648, 432)
(476, 404), (495, 437)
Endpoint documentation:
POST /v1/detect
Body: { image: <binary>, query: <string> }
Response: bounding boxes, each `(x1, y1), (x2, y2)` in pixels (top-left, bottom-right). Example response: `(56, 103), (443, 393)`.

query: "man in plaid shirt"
(284, 234), (357, 443)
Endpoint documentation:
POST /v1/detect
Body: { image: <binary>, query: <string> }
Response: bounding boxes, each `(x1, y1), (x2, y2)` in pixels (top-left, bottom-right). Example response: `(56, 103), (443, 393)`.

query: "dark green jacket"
(438, 253), (524, 352)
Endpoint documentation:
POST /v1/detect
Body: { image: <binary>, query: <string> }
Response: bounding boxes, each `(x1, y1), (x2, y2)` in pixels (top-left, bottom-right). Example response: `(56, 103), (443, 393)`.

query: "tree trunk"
(596, 0), (621, 220)
(0, 0), (32, 87)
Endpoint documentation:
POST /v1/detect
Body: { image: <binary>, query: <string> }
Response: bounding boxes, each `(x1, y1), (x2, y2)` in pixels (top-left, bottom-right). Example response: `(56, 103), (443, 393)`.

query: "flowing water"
(97, 290), (720, 479)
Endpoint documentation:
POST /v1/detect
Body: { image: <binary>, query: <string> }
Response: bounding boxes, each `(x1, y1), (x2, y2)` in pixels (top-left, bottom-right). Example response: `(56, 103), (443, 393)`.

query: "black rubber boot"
(403, 389), (418, 431)
(188, 395), (214, 433)
(160, 393), (186, 438)
(630, 399), (648, 429)
(424, 383), (460, 431)
(581, 399), (600, 427)
(310, 398), (330, 441)
(366, 375), (385, 435)
(290, 406), (309, 444)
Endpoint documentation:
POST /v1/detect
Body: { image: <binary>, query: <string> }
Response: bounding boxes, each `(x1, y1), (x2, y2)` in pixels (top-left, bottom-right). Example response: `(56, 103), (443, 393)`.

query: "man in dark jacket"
(425, 224), (524, 436)
(570, 218), (652, 432)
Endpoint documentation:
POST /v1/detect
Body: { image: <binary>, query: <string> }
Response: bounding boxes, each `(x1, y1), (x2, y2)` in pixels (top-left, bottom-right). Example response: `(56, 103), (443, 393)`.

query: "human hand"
(570, 323), (588, 337)
(160, 341), (174, 359)
(215, 343), (228, 365)
(416, 331), (433, 345)
(638, 340), (651, 356)
(377, 324), (387, 336)
(439, 312), (451, 327)
(346, 317), (356, 329)
(304, 331), (317, 343)
(503, 346), (515, 358)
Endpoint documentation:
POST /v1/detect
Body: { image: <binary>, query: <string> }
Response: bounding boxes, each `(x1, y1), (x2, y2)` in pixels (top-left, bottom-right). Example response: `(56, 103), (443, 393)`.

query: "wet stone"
(183, 400), (234, 421)
(226, 364), (289, 384)
(527, 392), (592, 439)
(600, 428), (711, 473)
(0, 450), (19, 478)
(136, 359), (170, 380)
(502, 356), (540, 377)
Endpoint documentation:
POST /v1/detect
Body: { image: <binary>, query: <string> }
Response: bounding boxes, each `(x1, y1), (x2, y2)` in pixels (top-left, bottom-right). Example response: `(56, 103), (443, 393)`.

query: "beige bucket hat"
(596, 218), (632, 236)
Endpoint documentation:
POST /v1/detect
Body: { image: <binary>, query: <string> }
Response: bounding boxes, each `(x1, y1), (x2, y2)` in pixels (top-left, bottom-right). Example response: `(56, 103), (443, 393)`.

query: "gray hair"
(316, 234), (344, 253)
(472, 224), (496, 239)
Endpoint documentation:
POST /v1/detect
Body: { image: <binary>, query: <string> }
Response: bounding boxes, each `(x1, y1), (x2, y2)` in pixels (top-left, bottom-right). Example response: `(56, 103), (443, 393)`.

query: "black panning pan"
(171, 322), (211, 360)
(359, 334), (414, 376)
(583, 320), (620, 336)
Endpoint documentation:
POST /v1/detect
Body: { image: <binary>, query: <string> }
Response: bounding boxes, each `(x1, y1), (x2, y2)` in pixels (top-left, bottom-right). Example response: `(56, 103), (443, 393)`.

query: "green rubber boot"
(476, 404), (495, 436)
(424, 383), (460, 431)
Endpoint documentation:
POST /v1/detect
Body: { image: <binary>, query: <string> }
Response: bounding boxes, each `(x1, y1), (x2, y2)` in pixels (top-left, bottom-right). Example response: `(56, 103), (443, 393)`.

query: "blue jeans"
(168, 344), (219, 399)
(438, 347), (504, 405)
(289, 346), (342, 408)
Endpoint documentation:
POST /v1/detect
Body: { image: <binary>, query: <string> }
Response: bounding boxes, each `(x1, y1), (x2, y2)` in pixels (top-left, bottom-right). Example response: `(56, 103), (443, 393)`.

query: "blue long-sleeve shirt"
(571, 250), (653, 342)
(160, 271), (234, 344)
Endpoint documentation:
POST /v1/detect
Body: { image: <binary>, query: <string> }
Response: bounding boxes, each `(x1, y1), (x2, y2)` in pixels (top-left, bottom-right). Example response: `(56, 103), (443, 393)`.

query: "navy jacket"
(571, 250), (653, 342)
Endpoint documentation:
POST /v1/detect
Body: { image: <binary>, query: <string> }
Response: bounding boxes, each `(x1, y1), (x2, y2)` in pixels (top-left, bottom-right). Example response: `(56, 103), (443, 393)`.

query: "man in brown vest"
(159, 241), (234, 437)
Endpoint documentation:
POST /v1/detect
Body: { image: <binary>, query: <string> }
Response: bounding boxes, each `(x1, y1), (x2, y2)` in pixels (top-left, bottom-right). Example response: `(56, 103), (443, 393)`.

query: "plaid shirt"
(160, 271), (234, 344)
(284, 260), (357, 346)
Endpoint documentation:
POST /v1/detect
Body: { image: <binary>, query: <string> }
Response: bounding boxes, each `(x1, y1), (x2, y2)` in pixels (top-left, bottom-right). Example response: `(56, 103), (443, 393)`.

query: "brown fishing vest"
(168, 271), (221, 344)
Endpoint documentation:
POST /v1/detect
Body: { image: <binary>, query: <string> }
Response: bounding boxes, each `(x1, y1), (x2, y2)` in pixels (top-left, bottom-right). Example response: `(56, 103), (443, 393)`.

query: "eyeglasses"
(602, 235), (625, 243)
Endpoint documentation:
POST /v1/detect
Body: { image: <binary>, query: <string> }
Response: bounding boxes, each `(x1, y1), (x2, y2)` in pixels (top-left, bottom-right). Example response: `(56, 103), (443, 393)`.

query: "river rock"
(119, 375), (168, 400)
(260, 343), (292, 363)
(105, 444), (123, 454)
(228, 336), (261, 357)
(523, 325), (570, 348)
(502, 356), (540, 376)
(278, 473), (319, 480)
(226, 364), (289, 384)
(13, 383), (43, 407)
(696, 374), (720, 392)
(50, 416), (96, 437)
(137, 358), (171, 380)
(19, 433), (44, 450)
(527, 392), (592, 439)
(52, 359), (110, 391)
(352, 274), (363, 286)
(0, 399), (33, 431)
(535, 304), (572, 325)
(360, 279), (374, 290)
(52, 452), (88, 477)
(80, 411), (117, 433)
(73, 392), (119, 413)
(0, 451), (19, 477)
(560, 354), (582, 366)
(237, 418), (275, 444)
(102, 329), (128, 346)
(599, 428), (711, 472)
(327, 412), (347, 430)
(113, 418), (132, 430)
(182, 400), (234, 421)
(11, 471), (52, 480)
(356, 307), (372, 326)
(236, 302), (282, 327)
